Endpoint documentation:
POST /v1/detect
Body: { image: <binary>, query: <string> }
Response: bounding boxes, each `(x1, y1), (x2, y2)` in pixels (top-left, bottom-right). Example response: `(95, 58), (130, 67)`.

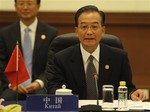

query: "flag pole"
(16, 41), (19, 104)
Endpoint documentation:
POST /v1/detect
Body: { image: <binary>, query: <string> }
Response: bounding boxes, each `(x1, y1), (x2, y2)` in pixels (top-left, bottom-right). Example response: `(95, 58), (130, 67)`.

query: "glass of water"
(102, 85), (114, 110)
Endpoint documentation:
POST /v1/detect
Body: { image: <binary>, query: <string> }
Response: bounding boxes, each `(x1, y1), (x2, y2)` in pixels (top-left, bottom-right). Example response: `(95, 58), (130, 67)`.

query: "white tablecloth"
(79, 100), (150, 110)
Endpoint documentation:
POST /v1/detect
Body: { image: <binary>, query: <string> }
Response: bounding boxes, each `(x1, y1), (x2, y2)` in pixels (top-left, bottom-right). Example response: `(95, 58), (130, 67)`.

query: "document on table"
(79, 100), (150, 110)
(128, 100), (150, 110)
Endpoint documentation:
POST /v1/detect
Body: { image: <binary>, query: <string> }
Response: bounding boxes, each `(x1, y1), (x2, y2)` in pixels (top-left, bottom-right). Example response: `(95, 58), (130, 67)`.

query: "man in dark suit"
(46, 5), (145, 101)
(0, 0), (57, 100)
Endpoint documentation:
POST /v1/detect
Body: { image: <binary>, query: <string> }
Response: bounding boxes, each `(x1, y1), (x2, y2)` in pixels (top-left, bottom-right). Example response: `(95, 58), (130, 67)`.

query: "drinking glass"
(102, 85), (114, 110)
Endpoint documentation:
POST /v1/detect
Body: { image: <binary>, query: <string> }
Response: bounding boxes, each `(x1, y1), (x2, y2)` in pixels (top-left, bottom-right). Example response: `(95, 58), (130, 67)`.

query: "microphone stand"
(94, 74), (99, 106)
(79, 74), (101, 112)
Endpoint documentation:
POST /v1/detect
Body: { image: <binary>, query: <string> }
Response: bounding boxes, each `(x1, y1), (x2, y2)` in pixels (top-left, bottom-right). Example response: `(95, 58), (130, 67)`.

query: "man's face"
(75, 12), (105, 52)
(15, 0), (40, 21)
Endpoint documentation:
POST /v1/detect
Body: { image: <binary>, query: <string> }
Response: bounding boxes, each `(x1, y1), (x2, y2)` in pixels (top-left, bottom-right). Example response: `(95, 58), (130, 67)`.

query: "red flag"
(4, 45), (30, 88)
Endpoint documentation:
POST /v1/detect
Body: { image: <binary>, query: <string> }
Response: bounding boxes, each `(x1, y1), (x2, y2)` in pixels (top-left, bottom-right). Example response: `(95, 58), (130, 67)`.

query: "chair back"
(50, 33), (123, 53)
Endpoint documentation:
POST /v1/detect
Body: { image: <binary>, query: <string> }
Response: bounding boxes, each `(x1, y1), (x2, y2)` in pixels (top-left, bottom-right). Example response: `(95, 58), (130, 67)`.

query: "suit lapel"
(69, 45), (87, 94)
(32, 22), (44, 64)
(99, 44), (112, 84)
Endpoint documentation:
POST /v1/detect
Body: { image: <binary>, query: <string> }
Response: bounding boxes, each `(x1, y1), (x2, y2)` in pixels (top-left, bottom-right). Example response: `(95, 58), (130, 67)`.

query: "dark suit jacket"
(47, 43), (136, 99)
(0, 21), (58, 94)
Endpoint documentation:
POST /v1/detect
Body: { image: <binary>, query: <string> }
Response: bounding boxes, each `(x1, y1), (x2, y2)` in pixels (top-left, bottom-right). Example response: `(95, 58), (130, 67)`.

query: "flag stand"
(16, 41), (19, 104)
(16, 71), (19, 104)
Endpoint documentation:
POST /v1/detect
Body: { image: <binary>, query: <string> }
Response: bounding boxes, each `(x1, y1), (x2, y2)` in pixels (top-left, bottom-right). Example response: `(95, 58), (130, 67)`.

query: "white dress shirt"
(80, 43), (100, 77)
(19, 18), (44, 88)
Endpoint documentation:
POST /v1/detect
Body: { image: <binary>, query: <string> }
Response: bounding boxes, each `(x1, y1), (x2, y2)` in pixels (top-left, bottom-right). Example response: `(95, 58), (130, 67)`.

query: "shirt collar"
(20, 18), (38, 33)
(80, 43), (100, 64)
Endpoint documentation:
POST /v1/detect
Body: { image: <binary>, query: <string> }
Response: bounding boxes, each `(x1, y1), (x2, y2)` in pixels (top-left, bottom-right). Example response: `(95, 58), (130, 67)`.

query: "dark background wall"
(0, 11), (150, 97)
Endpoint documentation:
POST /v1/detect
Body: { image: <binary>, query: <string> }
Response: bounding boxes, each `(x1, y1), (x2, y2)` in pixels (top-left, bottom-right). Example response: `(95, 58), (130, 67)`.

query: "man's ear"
(75, 27), (79, 38)
(102, 26), (106, 36)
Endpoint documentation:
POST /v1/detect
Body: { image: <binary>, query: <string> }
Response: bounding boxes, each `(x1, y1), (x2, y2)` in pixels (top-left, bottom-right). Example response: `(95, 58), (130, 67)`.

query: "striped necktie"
(86, 55), (97, 99)
(22, 27), (32, 86)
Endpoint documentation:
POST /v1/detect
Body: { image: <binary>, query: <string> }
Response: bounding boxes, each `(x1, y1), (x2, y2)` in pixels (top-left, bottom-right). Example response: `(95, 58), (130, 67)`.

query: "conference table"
(2, 100), (150, 112)
(79, 100), (150, 112)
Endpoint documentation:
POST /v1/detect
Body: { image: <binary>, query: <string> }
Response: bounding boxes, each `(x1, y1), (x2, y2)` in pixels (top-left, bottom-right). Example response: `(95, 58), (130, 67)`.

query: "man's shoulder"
(101, 43), (127, 55)
(0, 22), (19, 33)
(37, 21), (57, 32)
(55, 44), (79, 57)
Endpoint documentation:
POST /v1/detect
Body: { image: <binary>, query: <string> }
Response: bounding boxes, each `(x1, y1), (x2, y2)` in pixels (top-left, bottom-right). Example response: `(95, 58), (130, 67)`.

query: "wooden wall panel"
(0, 11), (150, 92)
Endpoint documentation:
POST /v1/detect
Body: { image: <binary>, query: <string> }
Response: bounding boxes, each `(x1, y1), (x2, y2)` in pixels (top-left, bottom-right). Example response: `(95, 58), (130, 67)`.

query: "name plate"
(26, 94), (78, 111)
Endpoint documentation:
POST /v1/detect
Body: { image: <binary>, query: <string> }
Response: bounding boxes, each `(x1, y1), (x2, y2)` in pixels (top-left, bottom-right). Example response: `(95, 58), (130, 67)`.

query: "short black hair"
(74, 5), (105, 27)
(14, 0), (41, 4)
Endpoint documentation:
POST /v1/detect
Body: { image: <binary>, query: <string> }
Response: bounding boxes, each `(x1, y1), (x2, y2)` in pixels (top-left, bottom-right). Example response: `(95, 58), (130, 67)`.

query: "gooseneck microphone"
(79, 73), (101, 112)
(94, 74), (99, 106)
